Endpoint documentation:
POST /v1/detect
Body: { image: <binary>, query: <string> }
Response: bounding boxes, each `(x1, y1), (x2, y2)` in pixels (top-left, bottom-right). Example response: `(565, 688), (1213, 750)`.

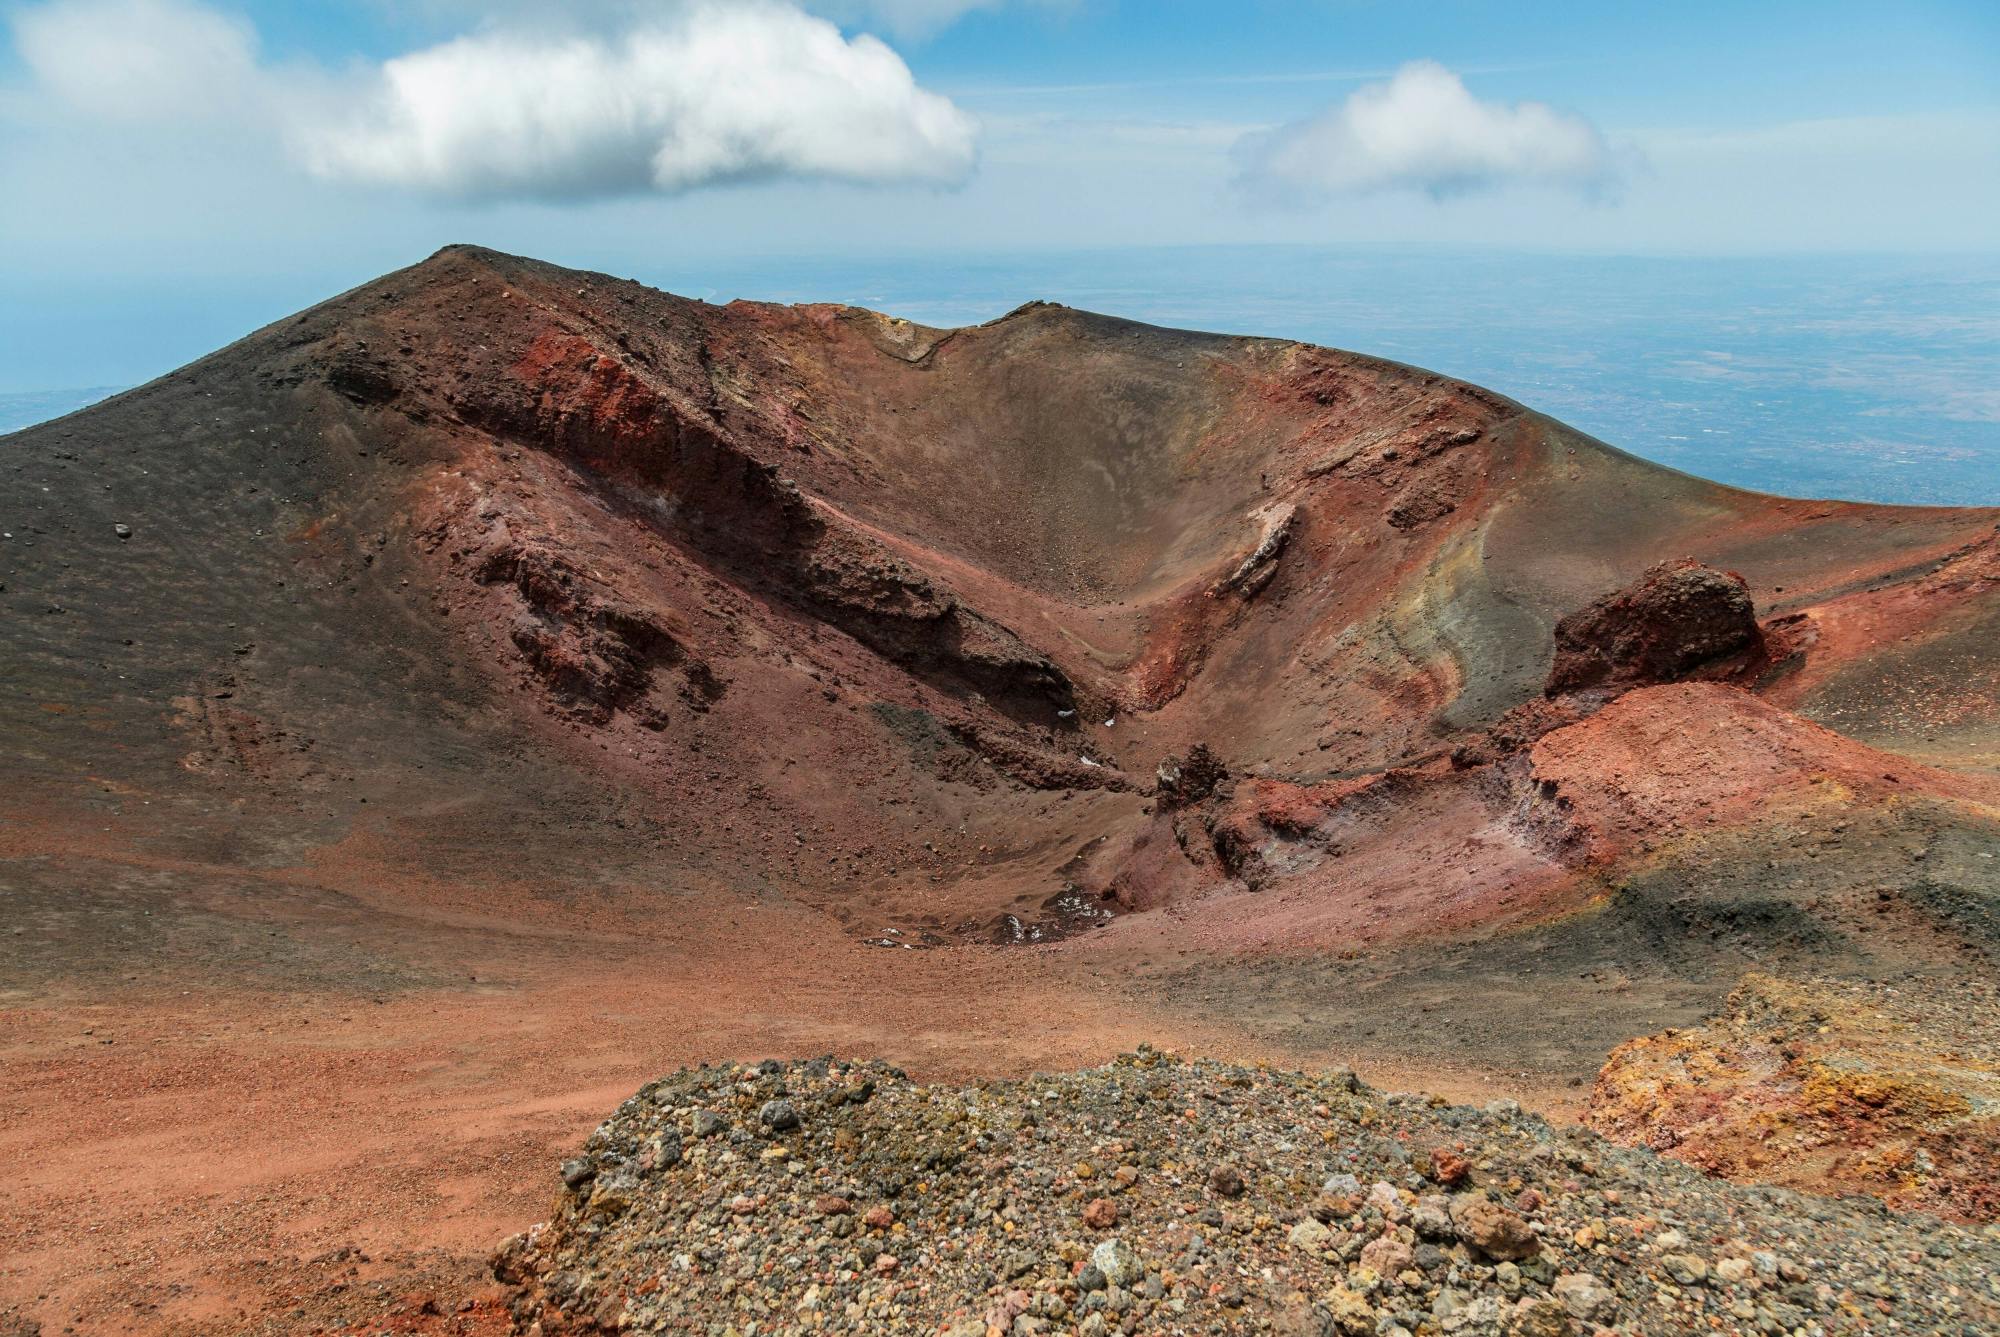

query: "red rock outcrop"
(1590, 974), (2000, 1221)
(1545, 558), (1762, 695)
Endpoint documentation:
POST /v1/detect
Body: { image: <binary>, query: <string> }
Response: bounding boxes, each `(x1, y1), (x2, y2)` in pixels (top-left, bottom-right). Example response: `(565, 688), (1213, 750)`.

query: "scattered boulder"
(1551, 1271), (1615, 1322)
(1206, 1163), (1246, 1198)
(1411, 1194), (1456, 1240)
(1450, 1192), (1540, 1260)
(1287, 1218), (1333, 1253)
(1359, 1233), (1414, 1277)
(1316, 1286), (1378, 1335)
(1506, 1296), (1575, 1336)
(1427, 1146), (1471, 1187)
(1090, 1238), (1143, 1287)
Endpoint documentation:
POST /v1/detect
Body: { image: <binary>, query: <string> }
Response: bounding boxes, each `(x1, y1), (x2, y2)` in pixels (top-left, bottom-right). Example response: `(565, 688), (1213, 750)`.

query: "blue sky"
(1, 1), (1996, 393)
(215, 3), (1995, 126)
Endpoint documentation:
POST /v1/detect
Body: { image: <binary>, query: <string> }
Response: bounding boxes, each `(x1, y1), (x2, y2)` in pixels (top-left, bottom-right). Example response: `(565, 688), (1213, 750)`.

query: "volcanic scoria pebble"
(494, 1048), (2000, 1335)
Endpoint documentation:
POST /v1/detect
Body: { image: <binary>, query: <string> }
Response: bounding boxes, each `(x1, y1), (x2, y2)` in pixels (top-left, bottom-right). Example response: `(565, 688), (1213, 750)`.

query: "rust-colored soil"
(1590, 973), (2000, 1222)
(0, 825), (1548, 1335)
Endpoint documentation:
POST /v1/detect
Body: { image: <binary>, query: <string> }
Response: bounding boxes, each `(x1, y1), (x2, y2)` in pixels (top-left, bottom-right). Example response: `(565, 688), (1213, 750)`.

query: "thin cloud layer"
(812, 0), (1053, 40)
(10, 0), (261, 123)
(1238, 60), (1617, 201)
(302, 4), (977, 201)
(403, 0), (1046, 42)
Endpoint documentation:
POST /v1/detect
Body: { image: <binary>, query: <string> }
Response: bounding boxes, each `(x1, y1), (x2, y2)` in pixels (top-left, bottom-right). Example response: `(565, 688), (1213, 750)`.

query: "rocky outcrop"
(1589, 973), (2000, 1222)
(473, 542), (722, 729)
(359, 290), (1081, 724)
(1153, 742), (1228, 807)
(1209, 505), (1295, 599)
(1546, 559), (1762, 696)
(792, 517), (1075, 720)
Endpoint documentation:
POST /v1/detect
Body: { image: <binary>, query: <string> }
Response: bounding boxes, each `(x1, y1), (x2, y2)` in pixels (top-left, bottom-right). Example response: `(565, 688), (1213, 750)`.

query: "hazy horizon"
(8, 244), (1994, 508)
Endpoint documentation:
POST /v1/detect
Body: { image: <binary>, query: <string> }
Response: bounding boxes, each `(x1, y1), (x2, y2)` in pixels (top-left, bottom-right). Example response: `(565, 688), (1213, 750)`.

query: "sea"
(7, 249), (1995, 507)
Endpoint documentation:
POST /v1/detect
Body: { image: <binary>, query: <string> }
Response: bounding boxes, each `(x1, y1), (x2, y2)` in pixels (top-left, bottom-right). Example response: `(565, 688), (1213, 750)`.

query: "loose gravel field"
(501, 1051), (2000, 1336)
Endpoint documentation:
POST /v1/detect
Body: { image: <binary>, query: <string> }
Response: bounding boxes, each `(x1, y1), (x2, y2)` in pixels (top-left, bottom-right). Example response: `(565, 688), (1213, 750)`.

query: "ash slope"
(4, 242), (1998, 1038)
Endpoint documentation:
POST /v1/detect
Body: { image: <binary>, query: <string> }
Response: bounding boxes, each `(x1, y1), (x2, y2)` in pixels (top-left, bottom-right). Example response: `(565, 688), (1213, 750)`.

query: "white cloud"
(10, 0), (262, 122)
(7, 0), (977, 204)
(1236, 60), (1617, 201)
(301, 2), (977, 201)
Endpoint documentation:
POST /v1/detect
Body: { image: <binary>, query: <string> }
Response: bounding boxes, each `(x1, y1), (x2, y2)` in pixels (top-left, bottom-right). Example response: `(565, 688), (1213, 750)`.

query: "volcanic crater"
(3, 245), (1998, 1334)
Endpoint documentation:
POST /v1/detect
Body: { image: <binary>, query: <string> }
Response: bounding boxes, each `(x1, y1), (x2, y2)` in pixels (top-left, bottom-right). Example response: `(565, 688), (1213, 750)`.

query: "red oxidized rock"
(1430, 1147), (1471, 1188)
(1450, 1192), (1541, 1260)
(1546, 559), (1761, 696)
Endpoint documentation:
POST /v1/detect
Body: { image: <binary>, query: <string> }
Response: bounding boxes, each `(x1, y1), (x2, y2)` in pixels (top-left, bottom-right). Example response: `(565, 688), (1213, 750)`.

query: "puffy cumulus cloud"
(7, 0), (978, 204)
(9, 0), (263, 122)
(301, 2), (977, 201)
(1238, 61), (1617, 202)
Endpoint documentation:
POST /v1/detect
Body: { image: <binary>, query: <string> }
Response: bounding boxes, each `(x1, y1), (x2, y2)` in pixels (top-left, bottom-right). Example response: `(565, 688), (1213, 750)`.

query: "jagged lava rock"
(1546, 558), (1761, 695)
